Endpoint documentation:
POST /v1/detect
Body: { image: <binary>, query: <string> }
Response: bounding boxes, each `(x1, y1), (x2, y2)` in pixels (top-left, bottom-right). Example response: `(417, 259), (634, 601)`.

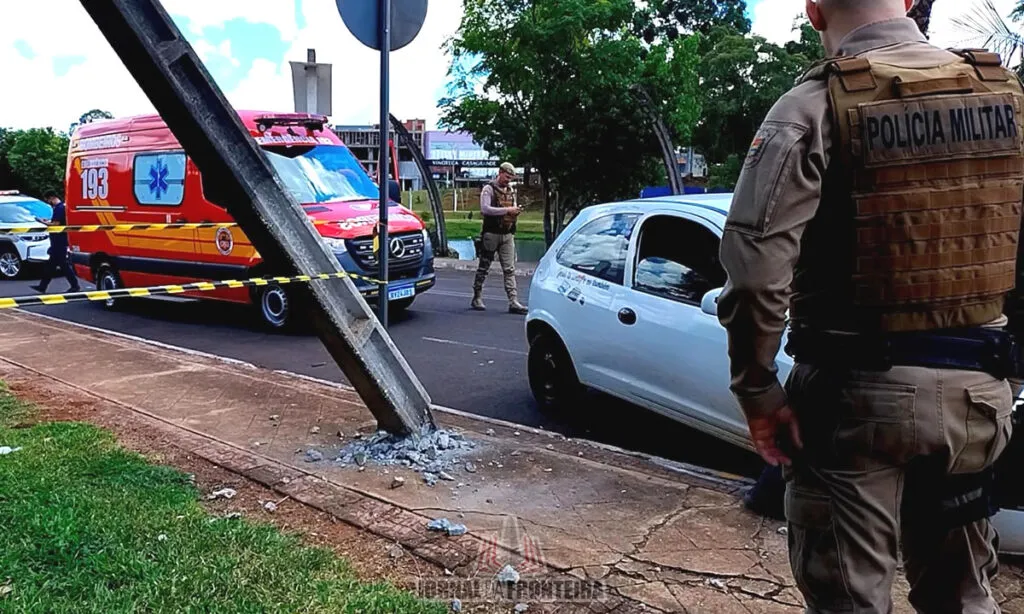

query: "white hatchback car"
(0, 194), (51, 279)
(525, 193), (1024, 555)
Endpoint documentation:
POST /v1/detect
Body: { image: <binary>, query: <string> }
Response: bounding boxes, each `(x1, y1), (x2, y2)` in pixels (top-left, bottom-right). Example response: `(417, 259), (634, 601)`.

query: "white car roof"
(573, 193), (734, 225)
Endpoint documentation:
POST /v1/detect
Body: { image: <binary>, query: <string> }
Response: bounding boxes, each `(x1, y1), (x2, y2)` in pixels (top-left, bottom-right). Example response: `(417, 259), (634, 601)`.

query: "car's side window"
(633, 215), (726, 305)
(556, 213), (641, 285)
(133, 151), (186, 206)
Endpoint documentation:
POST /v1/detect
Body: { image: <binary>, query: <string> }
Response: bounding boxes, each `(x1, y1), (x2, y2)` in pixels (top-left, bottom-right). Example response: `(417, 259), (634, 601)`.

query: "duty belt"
(785, 326), (1024, 379)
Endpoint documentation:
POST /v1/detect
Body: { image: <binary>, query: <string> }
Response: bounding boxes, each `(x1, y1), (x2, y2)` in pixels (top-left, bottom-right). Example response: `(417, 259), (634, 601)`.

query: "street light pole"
(377, 0), (391, 328)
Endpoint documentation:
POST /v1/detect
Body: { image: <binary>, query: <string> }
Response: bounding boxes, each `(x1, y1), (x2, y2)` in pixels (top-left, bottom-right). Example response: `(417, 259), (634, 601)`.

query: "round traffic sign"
(336, 0), (429, 52)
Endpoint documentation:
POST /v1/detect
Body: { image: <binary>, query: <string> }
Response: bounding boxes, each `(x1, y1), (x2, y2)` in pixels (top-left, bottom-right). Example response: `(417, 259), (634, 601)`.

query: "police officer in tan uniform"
(472, 162), (528, 314)
(719, 1), (1024, 611)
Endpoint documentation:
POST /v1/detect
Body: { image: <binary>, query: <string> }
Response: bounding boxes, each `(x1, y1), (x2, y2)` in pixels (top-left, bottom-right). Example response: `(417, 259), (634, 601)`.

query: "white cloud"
(278, 0), (464, 127)
(751, 0), (805, 45)
(0, 0), (463, 132)
(930, 0), (1017, 48)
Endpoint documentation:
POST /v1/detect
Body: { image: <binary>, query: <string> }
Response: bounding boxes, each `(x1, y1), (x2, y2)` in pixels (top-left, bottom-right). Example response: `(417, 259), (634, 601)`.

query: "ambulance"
(65, 111), (435, 329)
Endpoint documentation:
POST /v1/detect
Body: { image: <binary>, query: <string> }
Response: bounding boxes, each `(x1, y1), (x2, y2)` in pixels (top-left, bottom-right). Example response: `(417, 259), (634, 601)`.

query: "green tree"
(2, 128), (70, 198)
(78, 109), (114, 125)
(693, 25), (810, 164)
(442, 0), (702, 243)
(707, 153), (742, 190)
(633, 0), (750, 42)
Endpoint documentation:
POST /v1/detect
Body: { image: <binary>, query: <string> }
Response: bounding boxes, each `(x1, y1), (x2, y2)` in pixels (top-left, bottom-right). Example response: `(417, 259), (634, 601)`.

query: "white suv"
(525, 193), (1024, 555)
(0, 194), (51, 279)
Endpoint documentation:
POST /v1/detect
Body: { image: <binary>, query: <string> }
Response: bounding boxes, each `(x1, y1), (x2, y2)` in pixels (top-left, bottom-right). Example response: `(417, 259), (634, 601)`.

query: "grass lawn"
(432, 217), (545, 242)
(0, 386), (444, 614)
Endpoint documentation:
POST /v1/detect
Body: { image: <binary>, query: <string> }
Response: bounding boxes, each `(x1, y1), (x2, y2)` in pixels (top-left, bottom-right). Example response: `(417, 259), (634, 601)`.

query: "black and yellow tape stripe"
(0, 219), (338, 235)
(0, 271), (388, 310)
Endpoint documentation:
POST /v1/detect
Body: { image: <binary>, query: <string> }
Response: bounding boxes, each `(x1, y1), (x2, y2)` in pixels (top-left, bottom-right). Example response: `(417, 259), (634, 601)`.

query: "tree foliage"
(441, 0), (703, 242)
(0, 128), (70, 198)
(693, 22), (821, 167)
(78, 109), (114, 125)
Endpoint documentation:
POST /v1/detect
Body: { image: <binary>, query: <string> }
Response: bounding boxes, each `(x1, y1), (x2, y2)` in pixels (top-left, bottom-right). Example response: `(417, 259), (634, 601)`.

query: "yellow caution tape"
(0, 219), (339, 235)
(0, 271), (391, 310)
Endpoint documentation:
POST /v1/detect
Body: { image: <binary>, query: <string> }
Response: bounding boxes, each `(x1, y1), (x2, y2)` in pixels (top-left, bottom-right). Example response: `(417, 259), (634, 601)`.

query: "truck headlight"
(323, 237), (348, 253)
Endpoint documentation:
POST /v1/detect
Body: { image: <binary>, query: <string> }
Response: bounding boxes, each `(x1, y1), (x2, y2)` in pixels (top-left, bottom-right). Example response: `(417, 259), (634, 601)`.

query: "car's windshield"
(0, 203), (39, 224)
(263, 144), (379, 205)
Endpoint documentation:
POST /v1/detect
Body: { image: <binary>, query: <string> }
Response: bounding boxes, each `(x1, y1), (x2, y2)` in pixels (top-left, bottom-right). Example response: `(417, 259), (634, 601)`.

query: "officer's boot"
(470, 289), (486, 311)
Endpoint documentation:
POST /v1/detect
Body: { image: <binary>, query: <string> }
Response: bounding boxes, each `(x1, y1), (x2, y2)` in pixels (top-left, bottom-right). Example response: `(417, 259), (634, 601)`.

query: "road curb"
(433, 258), (536, 277)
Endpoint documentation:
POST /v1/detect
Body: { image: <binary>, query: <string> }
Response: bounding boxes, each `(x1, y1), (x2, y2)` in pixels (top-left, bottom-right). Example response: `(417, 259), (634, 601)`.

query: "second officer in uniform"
(719, 0), (1023, 611)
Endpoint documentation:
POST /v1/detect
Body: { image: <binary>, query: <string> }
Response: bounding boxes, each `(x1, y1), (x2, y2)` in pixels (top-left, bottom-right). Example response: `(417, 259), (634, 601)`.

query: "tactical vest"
(481, 181), (517, 235)
(793, 48), (1024, 332)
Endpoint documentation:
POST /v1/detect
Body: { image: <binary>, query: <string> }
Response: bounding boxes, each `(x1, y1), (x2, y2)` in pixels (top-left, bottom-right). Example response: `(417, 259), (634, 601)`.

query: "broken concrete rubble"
(334, 428), (476, 484)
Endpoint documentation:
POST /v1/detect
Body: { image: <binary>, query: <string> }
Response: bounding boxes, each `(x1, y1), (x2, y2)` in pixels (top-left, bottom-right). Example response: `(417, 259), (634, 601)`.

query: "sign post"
(336, 0), (428, 328)
(377, 0), (391, 328)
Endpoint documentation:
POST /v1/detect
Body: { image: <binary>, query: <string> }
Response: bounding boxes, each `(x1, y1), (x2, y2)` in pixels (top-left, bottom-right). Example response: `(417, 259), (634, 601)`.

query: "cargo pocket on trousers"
(833, 381), (916, 471)
(785, 486), (853, 612)
(951, 379), (1014, 475)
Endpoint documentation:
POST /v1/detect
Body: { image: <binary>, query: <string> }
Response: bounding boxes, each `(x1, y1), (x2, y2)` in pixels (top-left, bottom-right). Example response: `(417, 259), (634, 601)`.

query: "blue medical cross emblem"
(148, 159), (170, 200)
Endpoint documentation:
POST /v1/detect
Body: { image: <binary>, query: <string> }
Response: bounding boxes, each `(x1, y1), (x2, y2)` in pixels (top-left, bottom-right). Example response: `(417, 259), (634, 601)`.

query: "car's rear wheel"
(94, 263), (121, 310)
(528, 330), (583, 413)
(0, 248), (22, 279)
(257, 283), (291, 331)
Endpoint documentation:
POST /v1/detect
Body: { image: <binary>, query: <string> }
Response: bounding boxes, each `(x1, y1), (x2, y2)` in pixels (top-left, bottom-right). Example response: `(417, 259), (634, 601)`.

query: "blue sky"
(0, 0), (1010, 132)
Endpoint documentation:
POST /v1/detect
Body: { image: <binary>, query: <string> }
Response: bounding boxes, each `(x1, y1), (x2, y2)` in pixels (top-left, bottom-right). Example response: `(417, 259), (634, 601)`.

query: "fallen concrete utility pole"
(78, 0), (434, 435)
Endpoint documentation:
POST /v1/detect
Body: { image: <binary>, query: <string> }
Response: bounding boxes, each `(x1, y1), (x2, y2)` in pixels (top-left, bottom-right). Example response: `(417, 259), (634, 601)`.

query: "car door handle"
(618, 308), (637, 325)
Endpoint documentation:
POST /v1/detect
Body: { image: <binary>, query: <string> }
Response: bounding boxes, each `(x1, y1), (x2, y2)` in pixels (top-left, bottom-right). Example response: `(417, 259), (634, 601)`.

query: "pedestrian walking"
(471, 161), (527, 314)
(718, 1), (1022, 611)
(32, 193), (80, 294)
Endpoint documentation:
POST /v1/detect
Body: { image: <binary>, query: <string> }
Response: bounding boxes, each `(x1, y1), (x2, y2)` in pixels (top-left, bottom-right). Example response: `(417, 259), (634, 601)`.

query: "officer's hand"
(747, 405), (803, 467)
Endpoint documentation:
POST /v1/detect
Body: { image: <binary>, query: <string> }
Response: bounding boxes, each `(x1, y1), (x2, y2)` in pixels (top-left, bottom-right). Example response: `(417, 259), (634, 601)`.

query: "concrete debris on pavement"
(427, 517), (468, 537)
(304, 449), (324, 463)
(206, 488), (237, 500)
(497, 564), (521, 585)
(390, 476), (406, 489)
(310, 426), (320, 434)
(269, 415), (280, 421)
(263, 501), (278, 513)
(514, 604), (529, 613)
(0, 446), (22, 455)
(334, 428), (476, 485)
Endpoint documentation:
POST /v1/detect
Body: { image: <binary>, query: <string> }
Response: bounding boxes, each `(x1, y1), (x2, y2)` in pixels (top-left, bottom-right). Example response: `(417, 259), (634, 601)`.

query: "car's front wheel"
(0, 248), (22, 279)
(528, 330), (583, 413)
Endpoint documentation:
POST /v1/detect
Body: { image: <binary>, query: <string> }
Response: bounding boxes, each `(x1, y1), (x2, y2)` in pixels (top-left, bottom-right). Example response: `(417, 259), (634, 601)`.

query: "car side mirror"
(388, 179), (401, 204)
(701, 287), (723, 317)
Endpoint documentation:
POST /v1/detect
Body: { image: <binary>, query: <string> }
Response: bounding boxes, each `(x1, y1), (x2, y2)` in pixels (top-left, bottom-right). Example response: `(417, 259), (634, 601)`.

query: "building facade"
(333, 119), (426, 191)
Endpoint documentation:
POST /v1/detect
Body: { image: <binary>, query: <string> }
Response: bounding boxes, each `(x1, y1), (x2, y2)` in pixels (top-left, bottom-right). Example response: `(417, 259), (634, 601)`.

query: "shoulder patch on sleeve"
(744, 126), (779, 169)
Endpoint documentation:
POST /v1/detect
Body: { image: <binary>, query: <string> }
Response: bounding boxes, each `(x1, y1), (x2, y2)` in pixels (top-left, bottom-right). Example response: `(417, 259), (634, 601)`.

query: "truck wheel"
(528, 330), (583, 413)
(94, 264), (121, 310)
(0, 248), (22, 279)
(257, 284), (291, 330)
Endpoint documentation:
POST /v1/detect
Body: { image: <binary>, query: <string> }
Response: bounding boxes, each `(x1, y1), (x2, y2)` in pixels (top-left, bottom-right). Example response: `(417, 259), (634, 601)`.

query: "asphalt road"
(0, 266), (764, 478)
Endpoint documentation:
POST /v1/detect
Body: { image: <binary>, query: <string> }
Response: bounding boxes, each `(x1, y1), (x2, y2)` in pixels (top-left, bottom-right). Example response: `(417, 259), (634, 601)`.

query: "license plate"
(387, 285), (415, 301)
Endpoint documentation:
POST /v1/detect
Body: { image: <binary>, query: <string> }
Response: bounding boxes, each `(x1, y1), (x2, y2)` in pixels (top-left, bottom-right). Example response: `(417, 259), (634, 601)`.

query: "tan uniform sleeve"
(717, 82), (833, 419)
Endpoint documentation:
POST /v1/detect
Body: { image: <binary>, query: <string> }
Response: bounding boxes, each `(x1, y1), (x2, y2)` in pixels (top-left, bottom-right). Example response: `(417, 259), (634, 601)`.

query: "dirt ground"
(5, 377), (510, 614)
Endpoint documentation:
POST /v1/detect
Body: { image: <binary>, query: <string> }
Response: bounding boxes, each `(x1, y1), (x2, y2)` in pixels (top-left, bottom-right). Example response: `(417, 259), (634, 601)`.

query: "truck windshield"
(263, 144), (380, 205)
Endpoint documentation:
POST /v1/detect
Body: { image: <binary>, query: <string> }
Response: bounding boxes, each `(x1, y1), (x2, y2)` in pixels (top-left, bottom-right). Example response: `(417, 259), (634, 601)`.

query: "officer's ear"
(904, 0), (915, 13)
(806, 0), (826, 31)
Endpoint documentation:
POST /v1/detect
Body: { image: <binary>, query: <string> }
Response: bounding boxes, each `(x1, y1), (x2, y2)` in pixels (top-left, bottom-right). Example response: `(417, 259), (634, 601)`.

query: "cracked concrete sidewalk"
(0, 309), (1021, 613)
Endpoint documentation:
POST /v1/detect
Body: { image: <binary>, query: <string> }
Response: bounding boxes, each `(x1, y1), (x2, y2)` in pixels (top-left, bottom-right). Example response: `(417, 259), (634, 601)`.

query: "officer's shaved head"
(807, 0), (915, 56)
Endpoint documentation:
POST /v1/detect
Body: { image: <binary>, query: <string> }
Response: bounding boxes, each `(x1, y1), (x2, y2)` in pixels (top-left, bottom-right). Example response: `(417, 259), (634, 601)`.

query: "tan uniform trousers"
(784, 364), (1014, 613)
(473, 231), (518, 304)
